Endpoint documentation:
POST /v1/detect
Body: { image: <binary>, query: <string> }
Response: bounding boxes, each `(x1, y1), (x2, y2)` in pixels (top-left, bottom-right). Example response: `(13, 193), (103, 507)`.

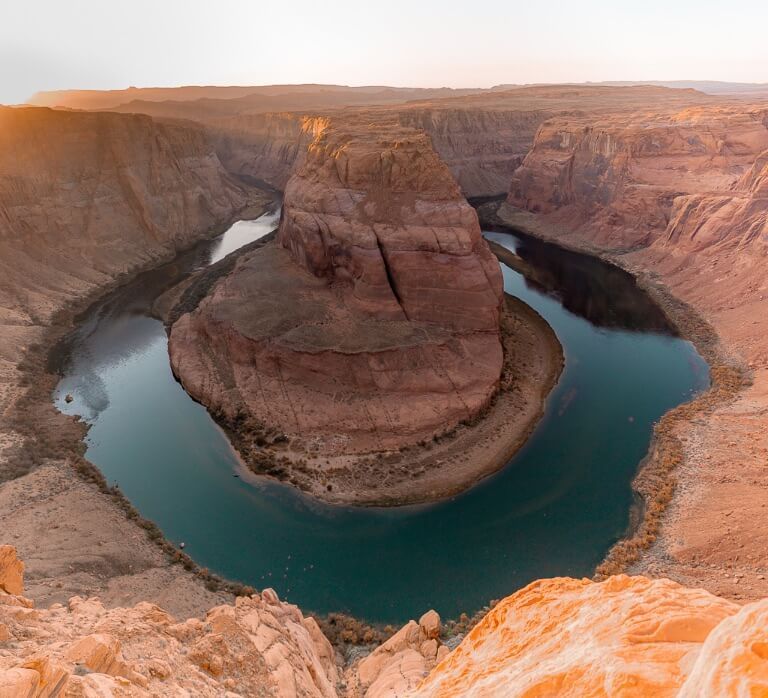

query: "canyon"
(1, 82), (767, 695)
(500, 97), (768, 603)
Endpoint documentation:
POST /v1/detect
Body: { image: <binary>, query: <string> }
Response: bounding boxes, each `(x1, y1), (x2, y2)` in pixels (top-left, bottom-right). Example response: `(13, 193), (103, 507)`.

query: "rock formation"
(0, 106), (268, 612)
(167, 117), (540, 503)
(0, 546), (340, 697)
(413, 575), (768, 697)
(502, 99), (768, 602)
(0, 106), (254, 335)
(508, 104), (768, 250)
(5, 545), (768, 697)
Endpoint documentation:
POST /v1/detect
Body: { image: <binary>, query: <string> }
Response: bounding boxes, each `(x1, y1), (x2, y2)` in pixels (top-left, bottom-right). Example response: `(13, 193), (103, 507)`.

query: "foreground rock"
(168, 117), (561, 504)
(5, 546), (768, 697)
(414, 575), (768, 697)
(0, 546), (340, 697)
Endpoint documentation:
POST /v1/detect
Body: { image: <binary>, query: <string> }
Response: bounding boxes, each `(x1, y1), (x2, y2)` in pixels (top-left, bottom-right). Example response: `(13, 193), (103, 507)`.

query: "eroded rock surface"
(0, 546), (340, 697)
(413, 575), (768, 698)
(502, 99), (768, 603)
(169, 117), (525, 503)
(5, 546), (768, 698)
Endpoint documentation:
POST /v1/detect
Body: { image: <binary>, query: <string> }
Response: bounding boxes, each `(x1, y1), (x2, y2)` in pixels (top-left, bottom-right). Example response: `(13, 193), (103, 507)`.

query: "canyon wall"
(207, 108), (546, 198)
(0, 106), (266, 614)
(504, 100), (768, 603)
(209, 112), (327, 190)
(397, 107), (548, 196)
(169, 117), (504, 466)
(0, 107), (251, 336)
(508, 105), (768, 249)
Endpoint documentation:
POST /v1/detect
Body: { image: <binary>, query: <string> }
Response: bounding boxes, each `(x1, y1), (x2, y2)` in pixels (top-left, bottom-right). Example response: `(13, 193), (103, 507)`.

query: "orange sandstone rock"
(169, 117), (504, 466)
(412, 576), (739, 698)
(0, 545), (24, 596)
(679, 598), (768, 696)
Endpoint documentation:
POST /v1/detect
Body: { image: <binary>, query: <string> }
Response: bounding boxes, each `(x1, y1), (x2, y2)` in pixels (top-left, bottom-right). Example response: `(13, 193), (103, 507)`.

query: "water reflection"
(485, 226), (675, 335)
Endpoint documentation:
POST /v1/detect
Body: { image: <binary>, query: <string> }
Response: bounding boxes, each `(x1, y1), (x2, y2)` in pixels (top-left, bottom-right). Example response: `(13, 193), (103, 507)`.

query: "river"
(52, 210), (708, 624)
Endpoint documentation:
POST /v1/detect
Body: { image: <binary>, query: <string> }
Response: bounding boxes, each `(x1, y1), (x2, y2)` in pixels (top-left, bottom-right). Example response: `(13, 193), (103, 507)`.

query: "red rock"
(169, 117), (503, 474)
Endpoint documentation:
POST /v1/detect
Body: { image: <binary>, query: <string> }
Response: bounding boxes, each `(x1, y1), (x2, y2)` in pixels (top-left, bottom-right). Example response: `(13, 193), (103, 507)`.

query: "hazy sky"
(2, 0), (767, 104)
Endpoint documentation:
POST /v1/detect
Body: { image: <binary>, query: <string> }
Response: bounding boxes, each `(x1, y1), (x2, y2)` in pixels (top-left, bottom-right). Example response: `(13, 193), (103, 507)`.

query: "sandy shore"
(487, 201), (768, 604)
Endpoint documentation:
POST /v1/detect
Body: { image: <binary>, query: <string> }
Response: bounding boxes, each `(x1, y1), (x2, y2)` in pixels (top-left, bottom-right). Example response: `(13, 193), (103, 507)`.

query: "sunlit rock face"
(412, 575), (768, 698)
(0, 106), (249, 329)
(169, 117), (504, 457)
(277, 119), (503, 333)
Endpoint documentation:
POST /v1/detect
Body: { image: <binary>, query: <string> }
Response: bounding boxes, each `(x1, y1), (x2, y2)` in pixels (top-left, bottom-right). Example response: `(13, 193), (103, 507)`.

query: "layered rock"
(413, 575), (768, 698)
(168, 117), (517, 502)
(0, 106), (267, 612)
(503, 100), (768, 603)
(508, 104), (768, 249)
(0, 106), (252, 332)
(397, 107), (548, 197)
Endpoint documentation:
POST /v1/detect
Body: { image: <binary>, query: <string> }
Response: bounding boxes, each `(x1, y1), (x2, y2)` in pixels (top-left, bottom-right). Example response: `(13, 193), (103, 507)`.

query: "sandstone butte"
(166, 115), (557, 505)
(3, 545), (768, 697)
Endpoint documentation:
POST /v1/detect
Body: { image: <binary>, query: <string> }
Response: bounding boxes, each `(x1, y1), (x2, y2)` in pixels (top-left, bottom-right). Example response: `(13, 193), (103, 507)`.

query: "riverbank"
(483, 200), (767, 604)
(0, 195), (271, 616)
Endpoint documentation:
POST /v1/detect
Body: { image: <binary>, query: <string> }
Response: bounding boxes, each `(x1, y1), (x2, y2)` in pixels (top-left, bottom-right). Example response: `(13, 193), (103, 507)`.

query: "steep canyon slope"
(503, 98), (768, 602)
(0, 106), (268, 614)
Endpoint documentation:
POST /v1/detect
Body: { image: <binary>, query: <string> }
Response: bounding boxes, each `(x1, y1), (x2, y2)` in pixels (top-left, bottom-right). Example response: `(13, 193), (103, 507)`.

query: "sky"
(2, 0), (767, 105)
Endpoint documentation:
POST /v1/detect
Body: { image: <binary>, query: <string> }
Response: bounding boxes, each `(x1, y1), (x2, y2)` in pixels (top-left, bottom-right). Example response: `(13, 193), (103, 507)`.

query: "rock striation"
(168, 117), (524, 503)
(413, 575), (768, 698)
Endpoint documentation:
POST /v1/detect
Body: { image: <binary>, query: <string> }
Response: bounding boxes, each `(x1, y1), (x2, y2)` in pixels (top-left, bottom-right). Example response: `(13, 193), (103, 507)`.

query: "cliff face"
(210, 112), (328, 190)
(503, 100), (768, 605)
(277, 120), (503, 332)
(0, 107), (265, 614)
(398, 108), (548, 197)
(509, 105), (768, 249)
(168, 117), (508, 502)
(0, 107), (250, 331)
(209, 108), (547, 198)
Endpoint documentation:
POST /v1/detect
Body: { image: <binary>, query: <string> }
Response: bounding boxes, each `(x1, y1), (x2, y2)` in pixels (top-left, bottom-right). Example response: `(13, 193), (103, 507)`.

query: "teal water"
(53, 213), (708, 625)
